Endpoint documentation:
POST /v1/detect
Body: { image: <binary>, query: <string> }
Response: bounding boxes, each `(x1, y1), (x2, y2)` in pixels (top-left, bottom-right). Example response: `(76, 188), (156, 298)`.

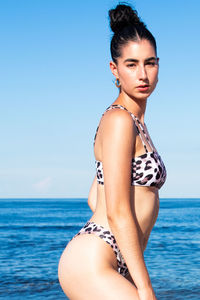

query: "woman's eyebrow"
(145, 57), (157, 62)
(124, 58), (138, 63)
(124, 57), (157, 63)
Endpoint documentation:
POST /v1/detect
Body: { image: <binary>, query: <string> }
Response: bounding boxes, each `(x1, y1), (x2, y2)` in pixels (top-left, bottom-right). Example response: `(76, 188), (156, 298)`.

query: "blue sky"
(1, 0), (200, 198)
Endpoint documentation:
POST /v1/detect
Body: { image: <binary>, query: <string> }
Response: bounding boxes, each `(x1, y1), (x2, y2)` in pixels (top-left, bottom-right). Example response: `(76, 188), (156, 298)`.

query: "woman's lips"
(136, 85), (150, 92)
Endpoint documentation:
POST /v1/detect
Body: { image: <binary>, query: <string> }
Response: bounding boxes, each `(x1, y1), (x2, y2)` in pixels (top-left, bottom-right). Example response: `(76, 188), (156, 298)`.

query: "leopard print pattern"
(96, 151), (166, 189)
(94, 104), (166, 189)
(74, 221), (129, 277)
(132, 151), (166, 189)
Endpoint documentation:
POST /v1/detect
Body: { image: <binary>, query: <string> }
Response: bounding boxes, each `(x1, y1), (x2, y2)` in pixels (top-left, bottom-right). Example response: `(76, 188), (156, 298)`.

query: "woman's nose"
(137, 65), (147, 80)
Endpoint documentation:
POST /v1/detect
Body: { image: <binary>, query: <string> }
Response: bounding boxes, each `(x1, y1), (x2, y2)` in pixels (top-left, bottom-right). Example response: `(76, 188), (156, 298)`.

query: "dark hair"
(109, 3), (157, 63)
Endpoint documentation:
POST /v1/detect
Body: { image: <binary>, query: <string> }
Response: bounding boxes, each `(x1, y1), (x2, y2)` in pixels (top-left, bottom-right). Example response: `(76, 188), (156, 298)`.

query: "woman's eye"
(127, 64), (136, 67)
(146, 62), (156, 66)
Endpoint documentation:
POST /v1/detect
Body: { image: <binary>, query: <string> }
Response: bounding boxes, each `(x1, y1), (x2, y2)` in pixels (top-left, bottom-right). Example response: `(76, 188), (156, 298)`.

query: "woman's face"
(110, 39), (159, 100)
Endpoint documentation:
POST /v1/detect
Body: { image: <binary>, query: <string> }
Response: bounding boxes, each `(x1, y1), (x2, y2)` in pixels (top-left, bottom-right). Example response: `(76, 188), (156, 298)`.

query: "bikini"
(73, 104), (167, 277)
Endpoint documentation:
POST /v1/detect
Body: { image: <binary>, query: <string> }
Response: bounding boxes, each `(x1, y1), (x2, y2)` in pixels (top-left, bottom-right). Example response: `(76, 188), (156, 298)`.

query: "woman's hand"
(138, 287), (157, 300)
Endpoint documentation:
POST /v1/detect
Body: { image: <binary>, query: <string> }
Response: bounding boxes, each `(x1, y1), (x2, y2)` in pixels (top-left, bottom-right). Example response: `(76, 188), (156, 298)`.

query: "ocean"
(0, 198), (199, 299)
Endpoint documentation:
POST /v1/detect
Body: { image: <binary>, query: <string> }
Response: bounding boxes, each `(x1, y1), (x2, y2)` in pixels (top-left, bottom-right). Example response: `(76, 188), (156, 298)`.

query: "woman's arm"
(101, 109), (154, 296)
(87, 175), (97, 212)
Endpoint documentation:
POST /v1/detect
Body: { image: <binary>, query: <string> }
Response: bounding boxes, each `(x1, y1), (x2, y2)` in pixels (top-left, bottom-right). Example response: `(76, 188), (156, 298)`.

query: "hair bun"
(109, 4), (142, 34)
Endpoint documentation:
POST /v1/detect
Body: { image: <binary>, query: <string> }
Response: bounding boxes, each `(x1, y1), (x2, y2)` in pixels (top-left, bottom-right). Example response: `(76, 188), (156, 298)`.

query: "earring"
(115, 78), (121, 88)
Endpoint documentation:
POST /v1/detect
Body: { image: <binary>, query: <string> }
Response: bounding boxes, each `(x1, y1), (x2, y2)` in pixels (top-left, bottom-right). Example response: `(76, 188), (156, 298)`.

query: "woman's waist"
(88, 214), (154, 253)
(90, 196), (159, 241)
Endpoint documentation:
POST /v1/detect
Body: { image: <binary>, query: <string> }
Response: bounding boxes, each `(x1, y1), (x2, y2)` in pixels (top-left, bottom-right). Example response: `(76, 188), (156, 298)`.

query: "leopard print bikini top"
(94, 104), (167, 189)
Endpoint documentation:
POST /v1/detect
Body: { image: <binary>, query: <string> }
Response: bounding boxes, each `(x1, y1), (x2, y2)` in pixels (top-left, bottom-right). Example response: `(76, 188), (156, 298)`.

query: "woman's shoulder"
(100, 105), (136, 137)
(102, 105), (133, 124)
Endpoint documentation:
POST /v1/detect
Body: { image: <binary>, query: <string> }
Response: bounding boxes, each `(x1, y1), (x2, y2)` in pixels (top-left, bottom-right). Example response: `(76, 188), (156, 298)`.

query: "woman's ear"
(109, 61), (119, 78)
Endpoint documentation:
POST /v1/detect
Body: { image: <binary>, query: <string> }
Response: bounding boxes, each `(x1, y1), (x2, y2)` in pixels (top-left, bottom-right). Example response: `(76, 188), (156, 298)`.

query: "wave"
(0, 224), (83, 231)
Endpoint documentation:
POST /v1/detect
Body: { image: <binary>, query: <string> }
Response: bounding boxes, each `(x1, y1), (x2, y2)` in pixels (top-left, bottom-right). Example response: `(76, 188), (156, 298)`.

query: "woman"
(58, 4), (166, 300)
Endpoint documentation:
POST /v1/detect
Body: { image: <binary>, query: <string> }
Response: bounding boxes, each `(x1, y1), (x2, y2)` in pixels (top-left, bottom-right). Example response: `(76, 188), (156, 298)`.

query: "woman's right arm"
(101, 109), (156, 299)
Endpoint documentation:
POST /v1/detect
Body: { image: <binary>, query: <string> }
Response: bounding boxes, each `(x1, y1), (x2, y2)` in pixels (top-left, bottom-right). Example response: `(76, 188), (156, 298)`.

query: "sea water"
(0, 198), (199, 299)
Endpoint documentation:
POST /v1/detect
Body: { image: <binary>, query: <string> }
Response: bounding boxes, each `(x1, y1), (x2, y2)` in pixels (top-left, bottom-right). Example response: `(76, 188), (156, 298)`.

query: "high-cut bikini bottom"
(73, 221), (129, 277)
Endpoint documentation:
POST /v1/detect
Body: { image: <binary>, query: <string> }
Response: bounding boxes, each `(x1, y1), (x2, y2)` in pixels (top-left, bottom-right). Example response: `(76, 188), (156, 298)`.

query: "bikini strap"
(134, 119), (154, 152)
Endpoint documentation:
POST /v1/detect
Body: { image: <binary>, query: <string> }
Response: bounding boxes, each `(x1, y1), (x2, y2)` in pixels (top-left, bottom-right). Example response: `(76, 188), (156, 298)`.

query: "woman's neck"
(113, 92), (147, 124)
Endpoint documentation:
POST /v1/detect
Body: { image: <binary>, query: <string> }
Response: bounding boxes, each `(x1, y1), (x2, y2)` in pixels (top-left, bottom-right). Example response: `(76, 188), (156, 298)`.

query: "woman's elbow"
(106, 206), (132, 227)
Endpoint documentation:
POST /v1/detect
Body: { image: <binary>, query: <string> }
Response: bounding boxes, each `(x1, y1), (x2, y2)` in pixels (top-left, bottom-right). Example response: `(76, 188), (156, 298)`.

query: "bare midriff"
(89, 184), (159, 251)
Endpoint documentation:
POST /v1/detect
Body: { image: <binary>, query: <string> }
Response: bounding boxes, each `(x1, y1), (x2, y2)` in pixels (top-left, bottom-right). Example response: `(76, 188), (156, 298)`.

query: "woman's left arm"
(87, 176), (97, 212)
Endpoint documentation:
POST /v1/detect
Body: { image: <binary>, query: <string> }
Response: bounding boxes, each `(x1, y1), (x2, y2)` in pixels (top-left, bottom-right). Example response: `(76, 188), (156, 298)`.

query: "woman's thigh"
(58, 234), (139, 300)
